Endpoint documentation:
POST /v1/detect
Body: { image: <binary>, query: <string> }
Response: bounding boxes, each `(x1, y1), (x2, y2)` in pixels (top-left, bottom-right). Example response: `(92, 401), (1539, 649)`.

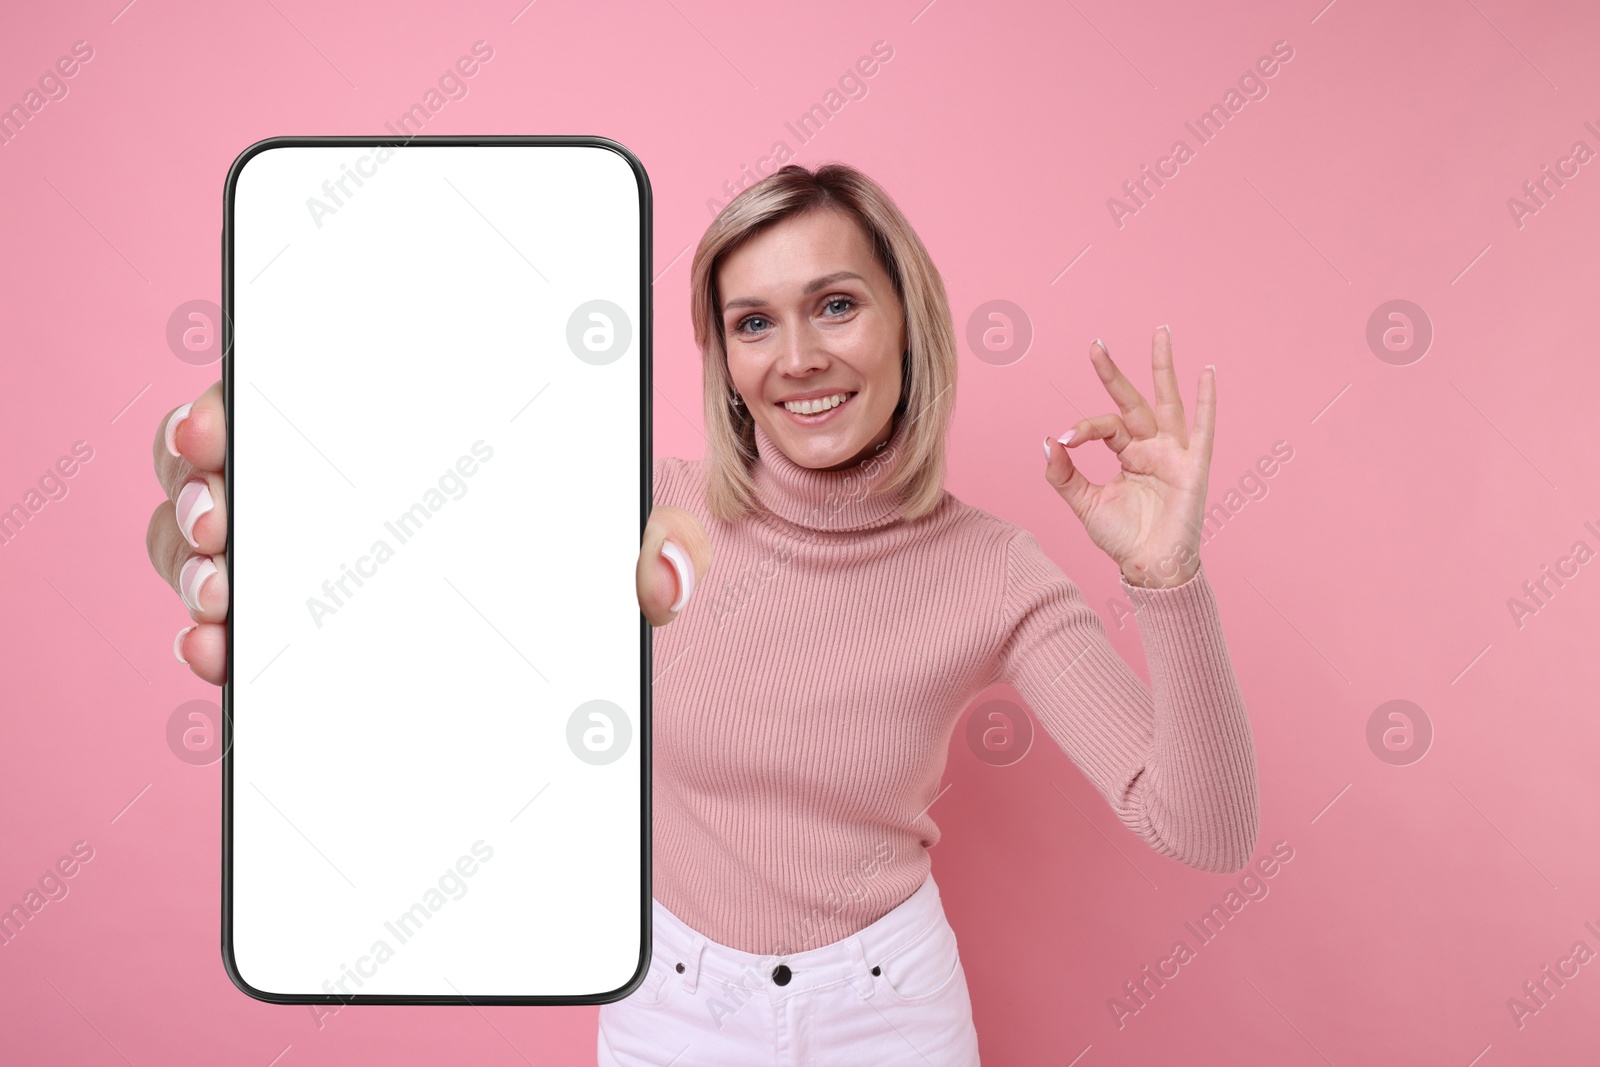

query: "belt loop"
(844, 934), (876, 999)
(682, 934), (708, 994)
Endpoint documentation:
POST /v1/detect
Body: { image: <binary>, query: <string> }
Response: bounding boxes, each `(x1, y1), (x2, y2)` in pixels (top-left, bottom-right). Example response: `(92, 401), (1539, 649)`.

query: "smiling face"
(718, 208), (905, 472)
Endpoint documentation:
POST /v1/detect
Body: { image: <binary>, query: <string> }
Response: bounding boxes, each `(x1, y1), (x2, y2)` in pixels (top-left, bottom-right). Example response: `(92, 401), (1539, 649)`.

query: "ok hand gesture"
(1042, 327), (1213, 589)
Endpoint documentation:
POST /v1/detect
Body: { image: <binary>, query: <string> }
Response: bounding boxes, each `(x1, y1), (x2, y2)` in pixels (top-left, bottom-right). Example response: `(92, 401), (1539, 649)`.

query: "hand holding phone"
(149, 380), (712, 680)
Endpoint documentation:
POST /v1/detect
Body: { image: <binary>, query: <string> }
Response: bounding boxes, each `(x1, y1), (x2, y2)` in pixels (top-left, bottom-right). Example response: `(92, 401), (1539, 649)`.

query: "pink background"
(3, 0), (1598, 1063)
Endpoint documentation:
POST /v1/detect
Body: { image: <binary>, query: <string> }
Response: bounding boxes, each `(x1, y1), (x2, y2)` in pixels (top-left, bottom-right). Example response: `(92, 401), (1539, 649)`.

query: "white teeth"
(782, 392), (850, 415)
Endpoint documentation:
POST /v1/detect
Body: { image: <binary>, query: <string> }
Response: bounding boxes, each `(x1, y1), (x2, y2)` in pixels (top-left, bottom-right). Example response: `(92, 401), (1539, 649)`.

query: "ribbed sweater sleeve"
(996, 528), (1259, 872)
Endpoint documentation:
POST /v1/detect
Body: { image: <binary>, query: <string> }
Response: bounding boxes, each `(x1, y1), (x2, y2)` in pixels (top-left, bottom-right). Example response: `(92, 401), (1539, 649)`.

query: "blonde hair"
(688, 162), (957, 523)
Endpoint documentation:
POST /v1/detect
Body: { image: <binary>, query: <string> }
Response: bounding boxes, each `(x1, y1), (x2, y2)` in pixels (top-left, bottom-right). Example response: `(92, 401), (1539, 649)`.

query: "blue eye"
(734, 296), (854, 337)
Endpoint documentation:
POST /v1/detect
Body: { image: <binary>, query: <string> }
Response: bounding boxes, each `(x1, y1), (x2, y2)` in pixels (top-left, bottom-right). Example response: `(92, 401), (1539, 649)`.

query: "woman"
(147, 163), (1257, 1065)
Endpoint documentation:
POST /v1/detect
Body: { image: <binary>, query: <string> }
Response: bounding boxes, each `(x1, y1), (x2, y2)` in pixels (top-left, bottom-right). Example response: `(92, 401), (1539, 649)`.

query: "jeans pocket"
(876, 919), (962, 1003)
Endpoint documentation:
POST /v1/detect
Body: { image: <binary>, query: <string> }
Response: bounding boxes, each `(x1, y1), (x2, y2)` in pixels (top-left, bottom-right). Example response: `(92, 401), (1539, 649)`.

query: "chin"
(763, 422), (862, 470)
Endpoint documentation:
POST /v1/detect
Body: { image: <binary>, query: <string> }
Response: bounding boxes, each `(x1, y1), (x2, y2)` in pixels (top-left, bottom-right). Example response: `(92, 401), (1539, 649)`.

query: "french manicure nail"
(176, 480), (214, 548)
(174, 625), (196, 664)
(1093, 338), (1108, 355)
(179, 554), (217, 614)
(1057, 429), (1076, 445)
(1042, 437), (1052, 460)
(660, 540), (693, 613)
(165, 403), (193, 458)
(1158, 324), (1171, 338)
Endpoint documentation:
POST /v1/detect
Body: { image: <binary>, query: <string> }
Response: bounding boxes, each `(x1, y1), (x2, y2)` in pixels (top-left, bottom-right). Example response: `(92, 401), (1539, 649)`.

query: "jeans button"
(772, 964), (792, 986)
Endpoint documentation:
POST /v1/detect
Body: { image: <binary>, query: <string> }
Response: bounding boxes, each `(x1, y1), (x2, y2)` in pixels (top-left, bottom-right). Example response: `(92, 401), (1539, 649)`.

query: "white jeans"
(597, 871), (981, 1066)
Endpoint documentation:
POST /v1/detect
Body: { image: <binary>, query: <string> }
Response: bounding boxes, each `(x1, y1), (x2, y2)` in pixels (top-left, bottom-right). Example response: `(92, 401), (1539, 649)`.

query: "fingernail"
(1093, 338), (1108, 355)
(180, 554), (218, 614)
(660, 540), (693, 613)
(174, 625), (196, 664)
(165, 403), (193, 458)
(1158, 324), (1171, 338)
(1206, 363), (1215, 375)
(1057, 429), (1076, 445)
(176, 480), (214, 548)
(1042, 437), (1052, 460)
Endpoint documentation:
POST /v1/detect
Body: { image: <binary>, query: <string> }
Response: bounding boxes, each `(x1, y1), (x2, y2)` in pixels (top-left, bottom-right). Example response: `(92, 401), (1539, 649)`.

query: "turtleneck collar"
(750, 415), (912, 532)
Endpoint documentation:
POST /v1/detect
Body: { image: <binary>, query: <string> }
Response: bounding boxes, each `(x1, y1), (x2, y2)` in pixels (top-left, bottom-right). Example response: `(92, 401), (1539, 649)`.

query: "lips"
(777, 391), (857, 425)
(780, 390), (851, 413)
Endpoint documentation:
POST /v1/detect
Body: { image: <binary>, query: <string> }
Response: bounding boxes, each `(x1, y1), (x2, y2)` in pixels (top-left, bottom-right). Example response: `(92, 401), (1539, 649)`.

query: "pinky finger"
(174, 621), (226, 686)
(1192, 363), (1218, 466)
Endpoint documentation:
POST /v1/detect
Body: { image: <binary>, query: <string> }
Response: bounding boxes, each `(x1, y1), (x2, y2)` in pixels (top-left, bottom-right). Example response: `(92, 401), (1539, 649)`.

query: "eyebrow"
(722, 271), (865, 313)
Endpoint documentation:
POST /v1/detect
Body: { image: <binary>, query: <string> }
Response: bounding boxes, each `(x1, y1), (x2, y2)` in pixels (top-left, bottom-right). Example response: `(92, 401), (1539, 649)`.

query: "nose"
(775, 320), (828, 377)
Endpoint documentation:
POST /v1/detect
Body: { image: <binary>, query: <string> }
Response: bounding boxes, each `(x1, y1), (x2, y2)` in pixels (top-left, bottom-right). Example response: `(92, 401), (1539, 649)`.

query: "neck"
(812, 414), (896, 472)
(749, 417), (912, 532)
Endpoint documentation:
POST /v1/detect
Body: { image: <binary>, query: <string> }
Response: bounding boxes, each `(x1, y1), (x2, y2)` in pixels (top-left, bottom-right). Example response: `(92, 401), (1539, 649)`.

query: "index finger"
(154, 380), (226, 487)
(1089, 339), (1157, 438)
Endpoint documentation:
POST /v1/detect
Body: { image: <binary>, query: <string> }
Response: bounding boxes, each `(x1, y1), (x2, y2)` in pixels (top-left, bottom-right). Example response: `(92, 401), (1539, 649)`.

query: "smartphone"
(222, 135), (651, 1005)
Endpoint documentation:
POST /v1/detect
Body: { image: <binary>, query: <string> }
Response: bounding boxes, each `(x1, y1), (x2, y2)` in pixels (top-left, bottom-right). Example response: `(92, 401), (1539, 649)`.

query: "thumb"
(1043, 432), (1093, 520)
(638, 505), (713, 627)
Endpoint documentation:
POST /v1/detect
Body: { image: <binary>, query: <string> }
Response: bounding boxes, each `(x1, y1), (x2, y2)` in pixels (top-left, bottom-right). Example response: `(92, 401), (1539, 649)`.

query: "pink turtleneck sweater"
(651, 416), (1258, 955)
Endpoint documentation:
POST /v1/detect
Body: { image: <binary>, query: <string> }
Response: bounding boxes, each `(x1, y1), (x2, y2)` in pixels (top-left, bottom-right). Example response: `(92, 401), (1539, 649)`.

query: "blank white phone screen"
(225, 139), (647, 1002)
